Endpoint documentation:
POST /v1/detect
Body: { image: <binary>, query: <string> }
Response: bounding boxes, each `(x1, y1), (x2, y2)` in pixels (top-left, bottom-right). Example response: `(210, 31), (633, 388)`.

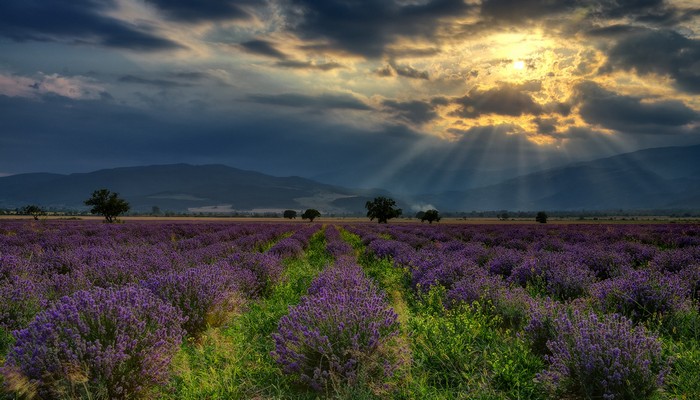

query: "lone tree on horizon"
(21, 205), (46, 220)
(283, 210), (297, 219)
(84, 189), (130, 223)
(365, 196), (402, 223)
(421, 209), (440, 224)
(536, 211), (548, 224)
(301, 209), (320, 222)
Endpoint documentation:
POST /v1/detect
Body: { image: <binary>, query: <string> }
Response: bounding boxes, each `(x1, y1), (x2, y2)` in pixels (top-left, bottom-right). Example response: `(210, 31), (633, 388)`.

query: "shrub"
(2, 286), (184, 399)
(272, 265), (402, 393)
(541, 311), (668, 400)
(591, 269), (688, 323)
(143, 265), (244, 337)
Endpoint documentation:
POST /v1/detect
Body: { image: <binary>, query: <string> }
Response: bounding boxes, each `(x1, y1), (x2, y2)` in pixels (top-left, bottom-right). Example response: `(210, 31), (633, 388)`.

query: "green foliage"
(164, 230), (331, 399)
(84, 188), (130, 223)
(535, 211), (548, 223)
(301, 208), (320, 222)
(420, 209), (440, 224)
(19, 205), (45, 220)
(408, 296), (545, 398)
(365, 196), (402, 224)
(283, 209), (297, 219)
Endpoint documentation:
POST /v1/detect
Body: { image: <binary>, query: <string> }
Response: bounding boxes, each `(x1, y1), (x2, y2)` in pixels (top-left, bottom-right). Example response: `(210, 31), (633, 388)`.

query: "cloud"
(575, 81), (699, 133)
(602, 29), (700, 93)
(0, 1), (180, 51)
(0, 72), (106, 100)
(274, 60), (344, 71)
(239, 39), (288, 59)
(118, 75), (192, 88)
(246, 93), (370, 110)
(280, 0), (472, 58)
(382, 99), (441, 125)
(452, 85), (543, 118)
(143, 0), (254, 22)
(377, 61), (430, 80)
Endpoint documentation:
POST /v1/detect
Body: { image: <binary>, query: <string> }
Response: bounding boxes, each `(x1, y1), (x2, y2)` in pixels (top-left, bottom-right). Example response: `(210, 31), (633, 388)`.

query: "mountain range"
(1, 144), (699, 213)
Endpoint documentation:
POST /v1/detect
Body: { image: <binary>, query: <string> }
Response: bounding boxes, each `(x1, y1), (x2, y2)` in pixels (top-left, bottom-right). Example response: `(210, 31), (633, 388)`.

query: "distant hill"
(0, 164), (389, 214)
(418, 144), (700, 211)
(2, 144), (699, 214)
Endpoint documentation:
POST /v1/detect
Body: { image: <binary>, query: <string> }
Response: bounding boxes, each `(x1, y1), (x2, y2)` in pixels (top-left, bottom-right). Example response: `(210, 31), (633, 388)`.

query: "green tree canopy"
(301, 209), (321, 222)
(536, 211), (548, 224)
(365, 196), (402, 224)
(21, 205), (45, 220)
(84, 189), (130, 223)
(283, 210), (298, 219)
(420, 209), (440, 224)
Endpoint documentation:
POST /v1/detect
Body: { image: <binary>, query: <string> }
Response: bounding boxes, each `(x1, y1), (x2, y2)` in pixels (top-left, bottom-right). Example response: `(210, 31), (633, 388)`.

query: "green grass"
(345, 230), (546, 400)
(162, 229), (331, 399)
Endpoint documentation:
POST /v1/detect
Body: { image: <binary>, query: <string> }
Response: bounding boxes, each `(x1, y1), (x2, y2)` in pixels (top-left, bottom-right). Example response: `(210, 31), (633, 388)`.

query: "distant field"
(1, 219), (698, 399)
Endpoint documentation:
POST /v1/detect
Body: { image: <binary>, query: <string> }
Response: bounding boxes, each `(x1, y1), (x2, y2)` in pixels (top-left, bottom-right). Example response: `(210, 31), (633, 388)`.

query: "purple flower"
(541, 310), (668, 399)
(2, 286), (184, 399)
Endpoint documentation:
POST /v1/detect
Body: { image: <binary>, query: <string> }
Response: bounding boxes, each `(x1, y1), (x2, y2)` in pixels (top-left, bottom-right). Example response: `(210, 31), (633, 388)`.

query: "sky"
(1, 0), (699, 194)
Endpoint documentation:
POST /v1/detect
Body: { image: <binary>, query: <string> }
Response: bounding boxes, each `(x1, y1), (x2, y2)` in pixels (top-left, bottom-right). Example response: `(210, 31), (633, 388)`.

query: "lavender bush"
(592, 269), (688, 322)
(2, 286), (185, 399)
(541, 310), (668, 400)
(143, 265), (246, 337)
(272, 263), (402, 393)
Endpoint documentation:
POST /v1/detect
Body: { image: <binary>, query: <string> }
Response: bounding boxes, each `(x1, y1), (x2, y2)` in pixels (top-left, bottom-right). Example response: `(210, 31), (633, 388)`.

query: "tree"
(498, 212), (510, 221)
(301, 209), (320, 222)
(415, 211), (426, 220)
(365, 196), (402, 224)
(421, 209), (440, 224)
(283, 210), (298, 219)
(84, 189), (130, 223)
(536, 211), (548, 224)
(21, 205), (45, 220)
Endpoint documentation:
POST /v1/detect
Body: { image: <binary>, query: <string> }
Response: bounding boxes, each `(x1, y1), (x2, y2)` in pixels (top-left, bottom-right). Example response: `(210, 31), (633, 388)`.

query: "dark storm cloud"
(480, 0), (687, 28)
(0, 1), (180, 51)
(479, 0), (579, 22)
(452, 85), (543, 118)
(575, 81), (698, 133)
(602, 29), (700, 94)
(143, 0), (253, 22)
(238, 39), (288, 59)
(246, 93), (370, 110)
(382, 99), (440, 125)
(281, 0), (472, 58)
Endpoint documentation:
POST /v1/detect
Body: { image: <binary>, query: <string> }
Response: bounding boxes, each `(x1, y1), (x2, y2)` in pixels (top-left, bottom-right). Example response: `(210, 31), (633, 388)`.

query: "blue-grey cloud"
(246, 93), (370, 110)
(576, 81), (699, 133)
(0, 1), (180, 51)
(239, 39), (288, 59)
(280, 0), (472, 58)
(602, 29), (700, 94)
(452, 85), (543, 118)
(119, 75), (192, 88)
(143, 0), (254, 22)
(274, 60), (344, 71)
(383, 99), (441, 125)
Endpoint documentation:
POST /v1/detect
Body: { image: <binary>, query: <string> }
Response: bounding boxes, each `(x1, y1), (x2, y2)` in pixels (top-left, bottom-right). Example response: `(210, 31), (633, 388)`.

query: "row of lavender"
(0, 221), (319, 398)
(348, 223), (700, 398)
(272, 226), (402, 393)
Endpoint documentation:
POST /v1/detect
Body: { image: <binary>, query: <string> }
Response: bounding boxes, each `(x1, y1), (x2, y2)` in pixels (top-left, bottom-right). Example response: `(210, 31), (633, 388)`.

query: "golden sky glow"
(0, 0), (698, 190)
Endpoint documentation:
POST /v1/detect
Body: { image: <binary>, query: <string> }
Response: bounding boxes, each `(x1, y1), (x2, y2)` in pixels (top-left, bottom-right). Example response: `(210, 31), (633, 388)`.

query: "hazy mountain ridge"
(419, 144), (700, 211)
(1, 145), (699, 213)
(0, 164), (387, 214)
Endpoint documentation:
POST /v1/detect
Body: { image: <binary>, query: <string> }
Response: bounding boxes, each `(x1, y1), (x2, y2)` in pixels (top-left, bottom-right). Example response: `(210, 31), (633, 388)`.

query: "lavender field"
(1, 220), (699, 399)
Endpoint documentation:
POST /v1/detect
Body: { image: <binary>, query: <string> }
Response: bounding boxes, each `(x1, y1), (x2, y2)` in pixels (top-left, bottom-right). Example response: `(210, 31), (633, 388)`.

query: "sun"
(513, 60), (526, 70)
